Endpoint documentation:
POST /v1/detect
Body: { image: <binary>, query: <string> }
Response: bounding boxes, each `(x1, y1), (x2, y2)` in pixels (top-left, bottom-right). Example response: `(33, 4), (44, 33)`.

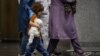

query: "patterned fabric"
(35, 0), (50, 48)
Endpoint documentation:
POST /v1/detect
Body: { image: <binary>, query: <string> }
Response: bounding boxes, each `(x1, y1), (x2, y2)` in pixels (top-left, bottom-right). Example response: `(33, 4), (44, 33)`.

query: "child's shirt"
(28, 15), (43, 36)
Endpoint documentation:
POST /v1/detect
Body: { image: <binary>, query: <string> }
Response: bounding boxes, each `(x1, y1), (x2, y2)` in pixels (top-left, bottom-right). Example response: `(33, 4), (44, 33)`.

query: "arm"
(26, 0), (35, 18)
(21, 0), (35, 18)
(29, 15), (40, 29)
(29, 21), (40, 28)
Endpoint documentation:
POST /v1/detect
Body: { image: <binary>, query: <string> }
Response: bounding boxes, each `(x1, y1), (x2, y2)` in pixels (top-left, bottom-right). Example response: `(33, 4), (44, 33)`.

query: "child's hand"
(35, 23), (40, 30)
(29, 21), (40, 29)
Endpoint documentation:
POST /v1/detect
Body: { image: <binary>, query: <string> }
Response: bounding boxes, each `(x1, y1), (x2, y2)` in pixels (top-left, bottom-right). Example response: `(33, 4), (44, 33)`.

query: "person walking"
(18, 0), (35, 56)
(47, 0), (89, 56)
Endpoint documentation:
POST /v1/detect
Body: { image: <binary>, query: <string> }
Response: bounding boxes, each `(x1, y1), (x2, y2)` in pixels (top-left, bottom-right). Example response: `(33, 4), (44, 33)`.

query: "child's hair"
(32, 2), (44, 15)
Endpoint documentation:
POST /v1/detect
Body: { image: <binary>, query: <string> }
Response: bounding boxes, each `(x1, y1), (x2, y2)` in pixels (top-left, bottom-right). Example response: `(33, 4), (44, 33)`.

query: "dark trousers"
(19, 32), (28, 55)
(47, 38), (84, 55)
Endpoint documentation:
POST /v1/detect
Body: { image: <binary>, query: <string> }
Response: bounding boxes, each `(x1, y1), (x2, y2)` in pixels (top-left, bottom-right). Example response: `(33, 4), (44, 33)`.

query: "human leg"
(28, 32), (35, 45)
(36, 39), (49, 56)
(71, 38), (84, 56)
(20, 32), (28, 55)
(25, 37), (40, 56)
(47, 39), (59, 55)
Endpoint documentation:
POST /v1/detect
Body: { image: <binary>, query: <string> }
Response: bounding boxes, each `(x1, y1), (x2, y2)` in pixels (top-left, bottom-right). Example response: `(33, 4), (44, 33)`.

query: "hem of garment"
(49, 36), (77, 40)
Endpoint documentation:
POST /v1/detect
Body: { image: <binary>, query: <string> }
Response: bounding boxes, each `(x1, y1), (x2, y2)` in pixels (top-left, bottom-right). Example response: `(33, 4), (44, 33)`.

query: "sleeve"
(22, 0), (35, 18)
(29, 8), (34, 18)
(30, 15), (37, 22)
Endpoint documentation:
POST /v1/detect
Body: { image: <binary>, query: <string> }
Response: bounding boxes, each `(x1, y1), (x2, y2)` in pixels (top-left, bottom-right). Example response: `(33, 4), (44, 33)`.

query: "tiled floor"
(0, 40), (100, 56)
(0, 40), (70, 56)
(0, 41), (19, 56)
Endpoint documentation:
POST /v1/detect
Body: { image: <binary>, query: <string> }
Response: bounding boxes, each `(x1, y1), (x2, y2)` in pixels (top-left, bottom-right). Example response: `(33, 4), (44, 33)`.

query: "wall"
(0, 0), (18, 40)
(75, 0), (100, 49)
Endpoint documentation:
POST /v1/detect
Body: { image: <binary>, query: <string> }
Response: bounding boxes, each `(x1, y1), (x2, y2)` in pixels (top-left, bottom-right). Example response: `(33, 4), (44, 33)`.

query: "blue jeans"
(25, 37), (49, 56)
(20, 32), (28, 55)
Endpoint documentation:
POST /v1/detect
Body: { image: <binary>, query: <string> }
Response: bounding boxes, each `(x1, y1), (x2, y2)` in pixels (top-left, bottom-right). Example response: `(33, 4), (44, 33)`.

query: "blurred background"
(0, 0), (100, 56)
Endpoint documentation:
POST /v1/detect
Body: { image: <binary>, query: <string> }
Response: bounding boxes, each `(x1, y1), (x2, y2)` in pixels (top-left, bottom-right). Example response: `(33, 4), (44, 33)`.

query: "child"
(28, 3), (43, 45)
(25, 2), (49, 56)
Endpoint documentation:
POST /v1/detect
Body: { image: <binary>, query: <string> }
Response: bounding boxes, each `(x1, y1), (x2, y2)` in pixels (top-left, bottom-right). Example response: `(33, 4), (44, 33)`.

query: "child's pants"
(25, 37), (49, 56)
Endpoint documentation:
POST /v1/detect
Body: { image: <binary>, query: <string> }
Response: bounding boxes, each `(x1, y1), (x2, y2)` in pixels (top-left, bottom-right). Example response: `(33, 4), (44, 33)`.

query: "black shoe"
(53, 51), (62, 55)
